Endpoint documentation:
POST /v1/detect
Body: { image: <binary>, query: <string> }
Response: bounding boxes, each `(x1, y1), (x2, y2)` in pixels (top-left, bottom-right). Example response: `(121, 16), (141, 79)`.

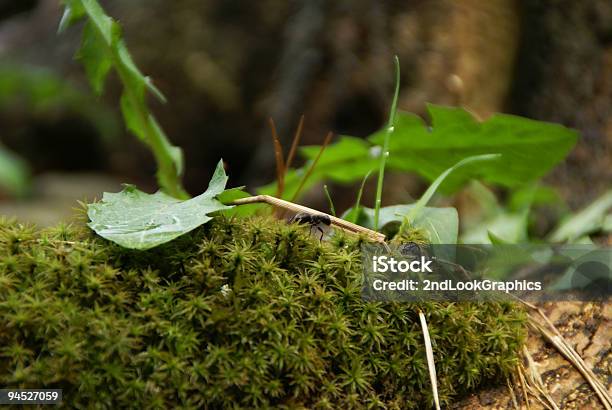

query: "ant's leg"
(317, 227), (324, 241)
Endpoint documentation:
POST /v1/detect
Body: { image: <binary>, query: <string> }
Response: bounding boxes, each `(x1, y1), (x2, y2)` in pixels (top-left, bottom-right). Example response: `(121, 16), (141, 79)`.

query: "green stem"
(373, 56), (400, 231)
(323, 184), (336, 216)
(73, 0), (189, 199)
(117, 66), (188, 199)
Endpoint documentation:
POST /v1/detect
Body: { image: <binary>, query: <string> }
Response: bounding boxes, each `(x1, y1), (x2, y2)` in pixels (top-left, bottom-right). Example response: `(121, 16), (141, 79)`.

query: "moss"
(0, 216), (526, 409)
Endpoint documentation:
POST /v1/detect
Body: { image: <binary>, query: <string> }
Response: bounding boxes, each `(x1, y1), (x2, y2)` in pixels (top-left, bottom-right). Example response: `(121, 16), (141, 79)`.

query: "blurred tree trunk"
(0, 0), (609, 210)
(508, 0), (612, 207)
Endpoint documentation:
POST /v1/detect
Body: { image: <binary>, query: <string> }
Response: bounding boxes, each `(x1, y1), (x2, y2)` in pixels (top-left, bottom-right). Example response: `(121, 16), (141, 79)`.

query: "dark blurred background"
(0, 0), (610, 227)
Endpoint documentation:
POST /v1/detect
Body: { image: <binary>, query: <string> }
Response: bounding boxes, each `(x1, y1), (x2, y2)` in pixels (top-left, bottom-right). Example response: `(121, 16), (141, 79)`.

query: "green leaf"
(87, 160), (231, 250)
(116, 42), (166, 103)
(58, 0), (85, 33)
(263, 104), (578, 201)
(80, 0), (115, 44)
(60, 0), (182, 198)
(300, 136), (378, 182)
(487, 231), (510, 245)
(550, 249), (611, 291)
(462, 213), (528, 244)
(358, 205), (459, 244)
(508, 184), (562, 212)
(77, 22), (112, 95)
(346, 155), (493, 244)
(404, 154), (500, 224)
(604, 214), (612, 233)
(370, 104), (579, 192)
(0, 143), (30, 197)
(323, 185), (336, 216)
(460, 182), (529, 244)
(374, 154), (499, 244)
(344, 170), (373, 224)
(120, 92), (147, 141)
(549, 190), (612, 242)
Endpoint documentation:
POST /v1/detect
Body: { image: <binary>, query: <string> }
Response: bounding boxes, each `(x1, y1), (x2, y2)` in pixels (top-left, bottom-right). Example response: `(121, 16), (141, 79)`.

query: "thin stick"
(507, 377), (519, 410)
(291, 131), (333, 202)
(419, 311), (440, 410)
(529, 318), (612, 410)
(517, 364), (531, 410)
(285, 114), (304, 172)
(519, 361), (554, 410)
(230, 194), (386, 243)
(269, 118), (286, 198)
(523, 346), (560, 410)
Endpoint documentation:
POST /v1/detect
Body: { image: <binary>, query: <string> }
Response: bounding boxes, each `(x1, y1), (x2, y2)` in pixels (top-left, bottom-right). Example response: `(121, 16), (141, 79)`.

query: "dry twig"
(269, 118), (286, 198)
(291, 131), (333, 202)
(516, 299), (612, 410)
(230, 194), (386, 243)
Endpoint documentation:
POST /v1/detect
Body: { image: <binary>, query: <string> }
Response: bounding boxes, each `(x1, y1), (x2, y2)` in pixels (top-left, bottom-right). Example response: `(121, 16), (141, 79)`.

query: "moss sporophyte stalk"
(0, 216), (526, 408)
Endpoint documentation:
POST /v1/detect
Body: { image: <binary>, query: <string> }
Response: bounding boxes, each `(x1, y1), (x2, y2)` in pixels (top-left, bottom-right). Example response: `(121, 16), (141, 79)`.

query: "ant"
(289, 212), (331, 241)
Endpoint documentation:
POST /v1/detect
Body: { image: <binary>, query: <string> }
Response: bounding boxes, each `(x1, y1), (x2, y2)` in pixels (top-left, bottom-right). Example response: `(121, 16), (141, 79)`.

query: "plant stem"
(323, 184), (336, 216)
(68, 0), (189, 199)
(291, 131), (333, 202)
(118, 68), (188, 199)
(373, 56), (400, 231)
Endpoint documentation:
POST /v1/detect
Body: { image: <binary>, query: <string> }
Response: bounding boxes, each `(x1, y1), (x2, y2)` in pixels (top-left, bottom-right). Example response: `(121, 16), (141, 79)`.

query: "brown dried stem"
(291, 131), (333, 202)
(269, 118), (286, 199)
(285, 114), (304, 172)
(229, 194), (386, 243)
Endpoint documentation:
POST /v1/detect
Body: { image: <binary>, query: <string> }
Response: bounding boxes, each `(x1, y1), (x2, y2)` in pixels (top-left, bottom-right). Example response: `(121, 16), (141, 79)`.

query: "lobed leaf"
(77, 22), (112, 95)
(372, 105), (579, 192)
(269, 104), (578, 201)
(87, 160), (231, 250)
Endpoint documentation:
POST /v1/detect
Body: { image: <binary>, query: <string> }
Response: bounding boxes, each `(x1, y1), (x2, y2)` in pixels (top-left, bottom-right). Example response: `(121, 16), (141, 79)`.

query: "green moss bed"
(0, 216), (526, 408)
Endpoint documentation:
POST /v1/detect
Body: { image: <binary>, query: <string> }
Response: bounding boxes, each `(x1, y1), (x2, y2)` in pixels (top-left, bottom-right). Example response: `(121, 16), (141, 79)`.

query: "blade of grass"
(323, 185), (336, 216)
(291, 131), (333, 202)
(373, 55), (400, 231)
(407, 154), (500, 220)
(269, 118), (286, 199)
(398, 153), (500, 235)
(346, 170), (373, 224)
(285, 114), (305, 172)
